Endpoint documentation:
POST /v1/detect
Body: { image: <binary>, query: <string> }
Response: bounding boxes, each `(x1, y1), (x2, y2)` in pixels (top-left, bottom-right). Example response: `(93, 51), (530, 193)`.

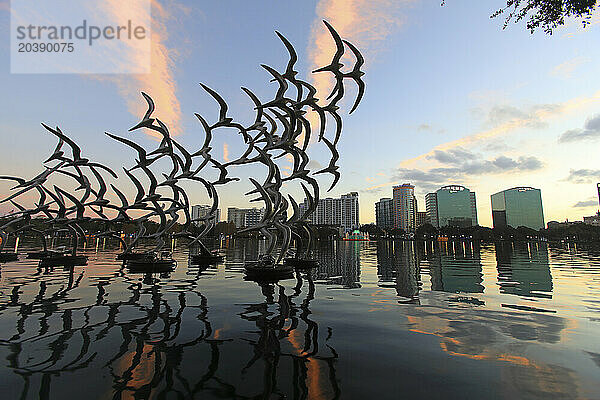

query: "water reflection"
(313, 241), (361, 288)
(377, 241), (485, 300)
(376, 241), (551, 301)
(426, 242), (484, 294)
(495, 242), (552, 299)
(239, 273), (340, 399)
(0, 247), (344, 399)
(0, 240), (599, 399)
(376, 241), (421, 302)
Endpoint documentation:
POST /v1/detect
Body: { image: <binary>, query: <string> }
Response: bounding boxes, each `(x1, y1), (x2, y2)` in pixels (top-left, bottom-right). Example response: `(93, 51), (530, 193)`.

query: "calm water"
(1, 239), (600, 399)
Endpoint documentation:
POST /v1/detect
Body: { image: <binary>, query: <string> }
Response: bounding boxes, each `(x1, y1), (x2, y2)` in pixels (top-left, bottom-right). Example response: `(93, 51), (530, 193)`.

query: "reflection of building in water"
(376, 241), (396, 283)
(427, 244), (484, 294)
(223, 238), (264, 262)
(376, 241), (421, 300)
(495, 242), (552, 298)
(314, 241), (361, 288)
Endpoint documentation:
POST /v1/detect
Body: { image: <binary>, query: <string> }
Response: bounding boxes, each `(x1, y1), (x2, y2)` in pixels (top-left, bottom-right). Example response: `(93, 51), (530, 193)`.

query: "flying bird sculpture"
(0, 20), (365, 277)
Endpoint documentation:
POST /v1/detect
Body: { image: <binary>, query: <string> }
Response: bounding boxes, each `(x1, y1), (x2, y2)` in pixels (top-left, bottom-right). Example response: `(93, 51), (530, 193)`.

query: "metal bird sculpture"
(0, 20), (365, 274)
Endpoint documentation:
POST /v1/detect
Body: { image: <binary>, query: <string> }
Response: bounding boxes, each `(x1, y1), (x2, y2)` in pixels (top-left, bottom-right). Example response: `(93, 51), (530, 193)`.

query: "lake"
(1, 239), (599, 399)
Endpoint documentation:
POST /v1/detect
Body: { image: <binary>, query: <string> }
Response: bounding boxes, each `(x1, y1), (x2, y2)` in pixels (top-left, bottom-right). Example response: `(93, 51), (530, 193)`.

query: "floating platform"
(190, 253), (224, 265)
(244, 261), (294, 282)
(117, 252), (150, 262)
(39, 254), (88, 267)
(0, 252), (18, 262)
(283, 258), (319, 269)
(126, 252), (176, 272)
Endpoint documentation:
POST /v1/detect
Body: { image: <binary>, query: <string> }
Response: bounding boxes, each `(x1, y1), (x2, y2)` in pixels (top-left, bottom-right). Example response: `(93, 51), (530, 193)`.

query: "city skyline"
(375, 182), (600, 230)
(135, 178), (600, 232)
(2, 2), (600, 227)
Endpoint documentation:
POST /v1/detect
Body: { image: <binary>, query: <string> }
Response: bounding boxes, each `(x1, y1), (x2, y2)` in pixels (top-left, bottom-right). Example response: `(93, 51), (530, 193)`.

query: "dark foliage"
(359, 223), (386, 237)
(442, 0), (598, 34)
(416, 223), (438, 236)
(543, 222), (600, 242)
(388, 228), (407, 237)
(313, 225), (341, 240)
(492, 0), (597, 34)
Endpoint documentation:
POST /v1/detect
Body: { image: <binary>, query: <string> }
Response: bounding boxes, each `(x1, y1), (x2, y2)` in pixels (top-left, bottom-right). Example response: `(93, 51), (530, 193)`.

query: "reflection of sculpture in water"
(0, 260), (342, 399)
(0, 265), (238, 399)
(107, 288), (229, 398)
(495, 242), (553, 298)
(376, 241), (421, 302)
(239, 272), (341, 399)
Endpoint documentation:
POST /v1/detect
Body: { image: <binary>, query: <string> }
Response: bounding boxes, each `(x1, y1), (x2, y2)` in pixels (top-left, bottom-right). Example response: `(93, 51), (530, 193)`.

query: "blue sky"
(1, 0), (599, 226)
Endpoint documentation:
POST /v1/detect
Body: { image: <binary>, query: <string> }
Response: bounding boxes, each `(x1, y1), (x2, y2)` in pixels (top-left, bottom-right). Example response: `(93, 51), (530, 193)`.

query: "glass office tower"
(375, 198), (394, 229)
(426, 185), (477, 228)
(491, 187), (544, 230)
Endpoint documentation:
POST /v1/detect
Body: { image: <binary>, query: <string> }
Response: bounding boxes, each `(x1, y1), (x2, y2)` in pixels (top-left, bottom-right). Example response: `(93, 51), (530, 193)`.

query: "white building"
(301, 192), (359, 232)
(191, 205), (220, 225)
(583, 212), (600, 226)
(245, 208), (266, 227)
(227, 207), (265, 228)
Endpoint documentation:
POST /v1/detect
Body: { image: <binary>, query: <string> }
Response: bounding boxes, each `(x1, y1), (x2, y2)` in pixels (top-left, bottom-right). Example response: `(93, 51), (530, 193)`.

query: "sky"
(1, 0), (600, 227)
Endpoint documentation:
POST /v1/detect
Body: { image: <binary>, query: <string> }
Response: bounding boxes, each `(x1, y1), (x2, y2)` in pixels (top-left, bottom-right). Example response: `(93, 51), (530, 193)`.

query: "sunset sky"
(1, 0), (599, 227)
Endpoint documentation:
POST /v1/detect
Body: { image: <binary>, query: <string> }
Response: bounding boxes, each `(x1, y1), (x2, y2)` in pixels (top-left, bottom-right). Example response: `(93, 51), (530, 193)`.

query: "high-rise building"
(245, 208), (265, 227)
(340, 192), (360, 231)
(393, 184), (416, 232)
(227, 207), (266, 228)
(375, 198), (394, 229)
(491, 187), (544, 230)
(301, 192), (359, 231)
(597, 183), (600, 208)
(416, 211), (429, 228)
(191, 205), (220, 225)
(470, 191), (477, 224)
(227, 207), (248, 228)
(425, 193), (438, 228)
(425, 185), (478, 228)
